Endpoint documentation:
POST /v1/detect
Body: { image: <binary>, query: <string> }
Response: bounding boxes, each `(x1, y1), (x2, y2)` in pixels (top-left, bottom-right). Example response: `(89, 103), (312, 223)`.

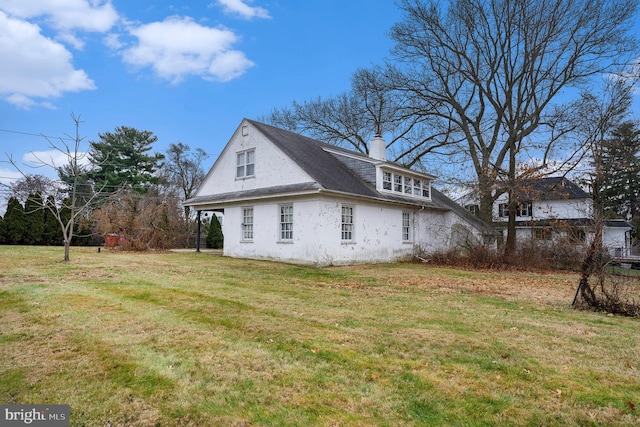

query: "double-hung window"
(383, 171), (392, 190)
(402, 212), (411, 242)
(279, 204), (293, 241)
(241, 207), (254, 240)
(236, 149), (255, 179)
(341, 206), (354, 241)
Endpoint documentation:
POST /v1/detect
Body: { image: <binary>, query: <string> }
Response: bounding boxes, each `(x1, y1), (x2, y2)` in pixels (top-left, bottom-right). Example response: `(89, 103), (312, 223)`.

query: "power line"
(0, 128), (75, 141)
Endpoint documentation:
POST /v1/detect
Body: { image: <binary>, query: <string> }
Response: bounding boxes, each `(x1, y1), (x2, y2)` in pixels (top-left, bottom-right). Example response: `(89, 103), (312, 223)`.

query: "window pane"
(245, 163), (254, 176)
(394, 175), (402, 192)
(383, 171), (392, 190)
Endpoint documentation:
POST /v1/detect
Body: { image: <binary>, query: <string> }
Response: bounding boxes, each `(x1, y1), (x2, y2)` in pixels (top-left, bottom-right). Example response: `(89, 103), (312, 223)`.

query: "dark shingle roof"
(187, 119), (496, 235)
(520, 177), (589, 200)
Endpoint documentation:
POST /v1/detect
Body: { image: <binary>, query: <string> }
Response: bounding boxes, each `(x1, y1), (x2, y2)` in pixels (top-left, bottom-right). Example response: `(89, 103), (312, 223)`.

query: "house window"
(241, 207), (253, 240)
(236, 149), (255, 179)
(498, 203), (509, 218)
(279, 204), (293, 240)
(404, 176), (413, 194)
(465, 204), (479, 216)
(402, 212), (411, 242)
(341, 205), (354, 241)
(393, 174), (403, 192)
(534, 227), (552, 240)
(413, 179), (422, 196)
(422, 181), (430, 198)
(517, 202), (532, 217)
(383, 171), (392, 190)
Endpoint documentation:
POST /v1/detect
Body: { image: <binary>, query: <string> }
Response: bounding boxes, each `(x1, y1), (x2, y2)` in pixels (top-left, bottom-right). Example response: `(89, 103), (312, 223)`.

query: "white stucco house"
(457, 177), (636, 258)
(184, 119), (496, 266)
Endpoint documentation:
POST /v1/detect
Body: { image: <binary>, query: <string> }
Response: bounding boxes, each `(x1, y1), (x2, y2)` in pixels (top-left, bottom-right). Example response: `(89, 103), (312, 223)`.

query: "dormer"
(377, 165), (434, 201)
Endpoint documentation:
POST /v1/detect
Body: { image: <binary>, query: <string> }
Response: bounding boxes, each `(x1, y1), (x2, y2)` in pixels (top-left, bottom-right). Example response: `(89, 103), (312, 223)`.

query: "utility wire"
(0, 128), (75, 141)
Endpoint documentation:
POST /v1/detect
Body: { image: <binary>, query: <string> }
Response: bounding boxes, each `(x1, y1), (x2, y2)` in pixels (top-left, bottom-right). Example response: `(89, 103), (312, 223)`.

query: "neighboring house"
(457, 177), (636, 258)
(184, 119), (496, 266)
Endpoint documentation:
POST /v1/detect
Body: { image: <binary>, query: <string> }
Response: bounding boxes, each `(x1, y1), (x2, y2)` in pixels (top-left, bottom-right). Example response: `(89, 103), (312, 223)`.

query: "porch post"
(196, 210), (201, 252)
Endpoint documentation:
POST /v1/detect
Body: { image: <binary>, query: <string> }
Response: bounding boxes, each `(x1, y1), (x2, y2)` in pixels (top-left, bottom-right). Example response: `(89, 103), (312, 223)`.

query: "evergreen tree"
(88, 126), (165, 195)
(4, 197), (26, 244)
(23, 193), (45, 245)
(600, 121), (640, 224)
(206, 214), (224, 249)
(0, 214), (5, 244)
(42, 195), (62, 245)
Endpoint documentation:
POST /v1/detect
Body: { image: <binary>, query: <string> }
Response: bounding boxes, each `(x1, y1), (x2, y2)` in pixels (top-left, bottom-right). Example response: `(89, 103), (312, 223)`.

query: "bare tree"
(390, 0), (639, 254)
(163, 143), (208, 218)
(264, 66), (462, 168)
(2, 114), (102, 261)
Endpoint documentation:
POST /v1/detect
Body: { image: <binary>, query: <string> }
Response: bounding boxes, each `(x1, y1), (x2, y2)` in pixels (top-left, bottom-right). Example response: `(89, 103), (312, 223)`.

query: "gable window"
(517, 202), (532, 217)
(402, 212), (411, 242)
(465, 204), (479, 216)
(236, 149), (255, 179)
(383, 171), (392, 190)
(498, 203), (509, 218)
(341, 205), (354, 241)
(241, 207), (254, 241)
(279, 204), (293, 241)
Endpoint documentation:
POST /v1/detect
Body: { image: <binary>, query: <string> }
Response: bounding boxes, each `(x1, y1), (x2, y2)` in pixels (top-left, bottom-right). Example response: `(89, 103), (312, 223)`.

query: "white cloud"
(0, 11), (96, 108)
(23, 150), (89, 169)
(123, 16), (254, 83)
(0, 0), (118, 32)
(212, 0), (271, 20)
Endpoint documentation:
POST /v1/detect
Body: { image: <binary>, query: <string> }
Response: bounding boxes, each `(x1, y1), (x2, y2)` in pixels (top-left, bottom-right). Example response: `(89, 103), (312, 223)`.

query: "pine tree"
(600, 121), (640, 224)
(3, 197), (26, 245)
(88, 126), (165, 195)
(206, 214), (224, 249)
(23, 193), (45, 245)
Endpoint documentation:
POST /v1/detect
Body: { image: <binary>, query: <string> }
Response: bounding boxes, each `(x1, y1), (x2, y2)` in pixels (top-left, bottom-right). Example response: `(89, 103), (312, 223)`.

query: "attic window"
(236, 149), (255, 179)
(242, 125), (249, 136)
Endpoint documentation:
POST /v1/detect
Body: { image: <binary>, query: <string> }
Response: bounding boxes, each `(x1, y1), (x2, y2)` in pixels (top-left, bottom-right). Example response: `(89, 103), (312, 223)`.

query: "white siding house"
(184, 119), (496, 266)
(458, 177), (636, 258)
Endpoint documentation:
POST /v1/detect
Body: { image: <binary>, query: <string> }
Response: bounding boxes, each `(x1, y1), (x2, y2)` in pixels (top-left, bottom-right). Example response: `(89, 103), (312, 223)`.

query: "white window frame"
(236, 149), (255, 179)
(381, 169), (431, 200)
(279, 204), (293, 241)
(241, 207), (254, 241)
(402, 211), (411, 242)
(341, 205), (355, 242)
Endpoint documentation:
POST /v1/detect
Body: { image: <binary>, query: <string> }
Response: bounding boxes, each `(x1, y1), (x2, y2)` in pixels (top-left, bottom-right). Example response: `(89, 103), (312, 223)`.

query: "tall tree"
(390, 0), (638, 254)
(600, 121), (640, 225)
(3, 197), (25, 245)
(163, 142), (208, 218)
(88, 126), (165, 195)
(265, 66), (456, 168)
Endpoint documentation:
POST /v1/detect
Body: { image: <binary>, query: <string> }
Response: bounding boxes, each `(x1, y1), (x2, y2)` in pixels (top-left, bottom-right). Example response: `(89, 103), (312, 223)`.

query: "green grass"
(1, 246), (639, 426)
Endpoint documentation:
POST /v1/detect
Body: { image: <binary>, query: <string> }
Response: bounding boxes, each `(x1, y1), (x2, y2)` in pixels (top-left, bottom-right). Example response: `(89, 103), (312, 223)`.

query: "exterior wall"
(492, 192), (592, 222)
(414, 209), (485, 253)
(603, 226), (630, 256)
(221, 196), (418, 266)
(195, 121), (313, 197)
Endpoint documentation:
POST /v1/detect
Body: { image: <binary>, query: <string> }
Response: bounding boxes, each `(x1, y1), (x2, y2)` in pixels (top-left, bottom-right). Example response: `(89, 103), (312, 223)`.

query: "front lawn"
(0, 246), (638, 426)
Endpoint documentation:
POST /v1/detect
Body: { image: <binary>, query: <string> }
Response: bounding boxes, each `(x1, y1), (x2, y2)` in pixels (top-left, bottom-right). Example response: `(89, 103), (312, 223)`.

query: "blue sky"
(0, 0), (403, 185)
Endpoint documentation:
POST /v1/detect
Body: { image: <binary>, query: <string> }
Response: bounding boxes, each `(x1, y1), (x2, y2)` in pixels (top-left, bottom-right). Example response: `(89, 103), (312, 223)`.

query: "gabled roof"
(518, 177), (589, 201)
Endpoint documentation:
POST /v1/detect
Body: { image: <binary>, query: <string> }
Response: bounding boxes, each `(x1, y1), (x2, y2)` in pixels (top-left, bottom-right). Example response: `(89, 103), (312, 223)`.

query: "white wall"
(221, 196), (418, 266)
(195, 120), (313, 197)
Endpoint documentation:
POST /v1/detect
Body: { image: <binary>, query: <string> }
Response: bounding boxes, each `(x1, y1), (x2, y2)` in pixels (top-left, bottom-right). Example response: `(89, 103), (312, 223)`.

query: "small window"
(517, 202), (532, 217)
(279, 204), (293, 240)
(422, 181), (430, 198)
(413, 179), (422, 196)
(465, 204), (479, 216)
(236, 149), (255, 179)
(402, 211), (411, 242)
(404, 176), (412, 194)
(242, 207), (254, 240)
(383, 171), (392, 190)
(393, 174), (403, 192)
(341, 206), (354, 241)
(498, 203), (509, 218)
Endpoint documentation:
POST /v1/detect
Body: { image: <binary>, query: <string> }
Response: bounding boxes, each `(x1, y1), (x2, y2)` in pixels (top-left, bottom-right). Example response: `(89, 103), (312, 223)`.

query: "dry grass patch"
(0, 246), (639, 426)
